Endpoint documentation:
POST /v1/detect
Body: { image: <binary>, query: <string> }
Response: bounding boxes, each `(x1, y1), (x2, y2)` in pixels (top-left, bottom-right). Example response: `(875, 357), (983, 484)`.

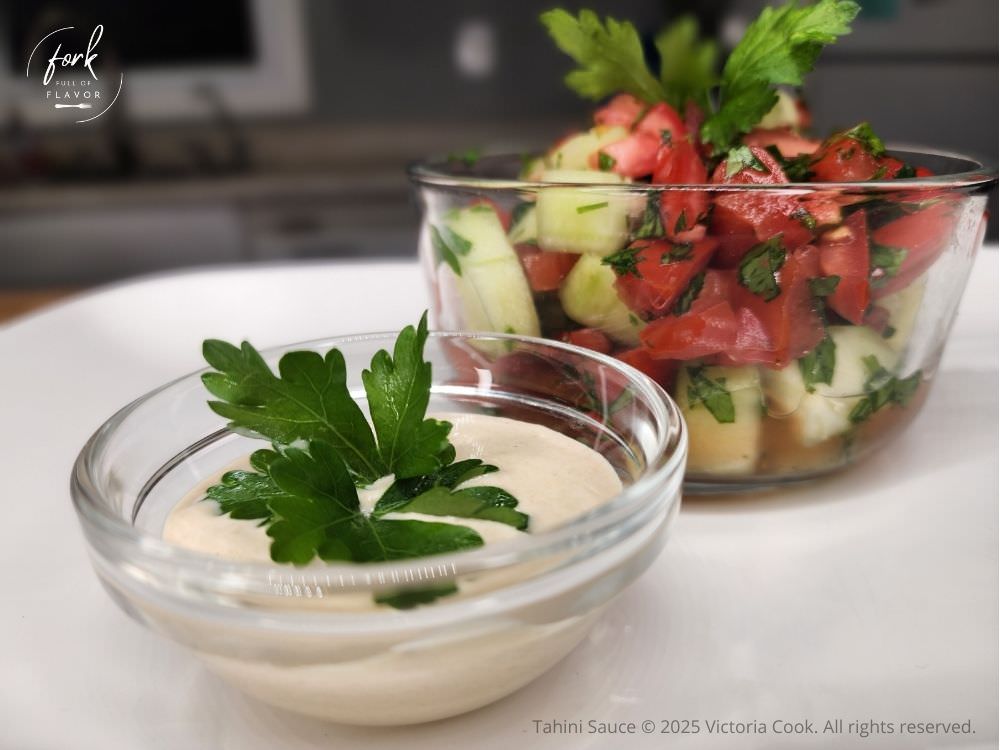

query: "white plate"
(1, 254), (996, 749)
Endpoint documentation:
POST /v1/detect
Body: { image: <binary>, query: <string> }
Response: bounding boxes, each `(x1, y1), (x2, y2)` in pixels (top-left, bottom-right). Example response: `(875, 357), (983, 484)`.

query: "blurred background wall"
(1, 0), (996, 290)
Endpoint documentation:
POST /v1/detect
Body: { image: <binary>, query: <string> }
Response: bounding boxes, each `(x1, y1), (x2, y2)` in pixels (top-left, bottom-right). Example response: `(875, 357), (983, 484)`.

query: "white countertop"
(1, 250), (996, 749)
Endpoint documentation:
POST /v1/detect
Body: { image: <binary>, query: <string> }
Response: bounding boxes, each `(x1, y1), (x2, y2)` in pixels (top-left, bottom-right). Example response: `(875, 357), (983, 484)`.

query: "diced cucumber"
(675, 366), (763, 475)
(545, 126), (629, 171)
(508, 204), (537, 245)
(559, 254), (644, 346)
(437, 206), (540, 341)
(536, 169), (634, 255)
(760, 325), (901, 446)
(878, 274), (925, 352)
(757, 90), (801, 130)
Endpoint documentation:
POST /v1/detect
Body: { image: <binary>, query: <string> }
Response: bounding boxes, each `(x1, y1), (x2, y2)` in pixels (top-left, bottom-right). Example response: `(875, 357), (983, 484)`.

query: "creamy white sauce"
(164, 412), (622, 566)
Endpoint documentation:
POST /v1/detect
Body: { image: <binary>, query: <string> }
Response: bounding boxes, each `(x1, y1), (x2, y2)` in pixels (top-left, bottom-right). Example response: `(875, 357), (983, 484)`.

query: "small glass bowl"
(71, 331), (686, 725)
(410, 150), (997, 490)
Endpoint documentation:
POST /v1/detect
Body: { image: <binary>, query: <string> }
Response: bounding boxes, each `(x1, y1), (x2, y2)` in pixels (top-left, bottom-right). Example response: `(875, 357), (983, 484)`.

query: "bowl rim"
(408, 146), (998, 191)
(71, 330), (686, 623)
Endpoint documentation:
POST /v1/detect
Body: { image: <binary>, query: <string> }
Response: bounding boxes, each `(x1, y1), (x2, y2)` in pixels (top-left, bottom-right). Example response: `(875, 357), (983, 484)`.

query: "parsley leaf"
(799, 334), (836, 391)
(362, 313), (454, 479)
(654, 15), (718, 111)
(603, 246), (643, 277)
(738, 236), (787, 301)
(686, 366), (736, 423)
(205, 449), (285, 522)
(848, 357), (923, 424)
(202, 340), (385, 483)
(809, 275), (840, 296)
(700, 0), (860, 154)
(724, 145), (768, 178)
(662, 242), (694, 263)
(633, 192), (665, 240)
(843, 122), (886, 157)
(431, 225), (473, 276)
(673, 270), (705, 315)
(598, 152), (616, 171)
(869, 243), (907, 288)
(540, 9), (666, 103)
(577, 201), (610, 214)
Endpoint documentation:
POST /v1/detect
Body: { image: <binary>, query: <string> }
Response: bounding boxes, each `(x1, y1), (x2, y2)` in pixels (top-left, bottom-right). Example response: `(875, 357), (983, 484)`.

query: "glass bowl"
(71, 331), (686, 725)
(410, 151), (996, 491)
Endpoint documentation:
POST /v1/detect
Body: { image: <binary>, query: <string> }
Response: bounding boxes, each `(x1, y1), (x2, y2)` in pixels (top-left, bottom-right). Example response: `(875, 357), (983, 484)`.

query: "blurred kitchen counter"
(0, 289), (77, 324)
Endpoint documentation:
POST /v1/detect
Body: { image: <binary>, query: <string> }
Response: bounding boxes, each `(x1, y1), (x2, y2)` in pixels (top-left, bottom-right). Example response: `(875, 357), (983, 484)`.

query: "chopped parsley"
(894, 163), (918, 179)
(686, 366), (736, 424)
(869, 242), (907, 288)
(633, 192), (665, 240)
(602, 246), (642, 277)
(577, 201), (610, 214)
(724, 145), (768, 178)
(793, 207), (818, 230)
(661, 242), (694, 263)
(737, 236), (787, 301)
(431, 225), (473, 276)
(673, 271), (705, 315)
(843, 122), (886, 157)
(848, 356), (922, 424)
(448, 148), (481, 167)
(809, 275), (841, 297)
(598, 152), (616, 171)
(798, 335), (836, 392)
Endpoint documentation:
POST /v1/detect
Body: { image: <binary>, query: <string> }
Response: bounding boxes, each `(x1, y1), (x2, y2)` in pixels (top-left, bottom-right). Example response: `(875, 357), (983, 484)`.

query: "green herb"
(539, 9), (666, 103)
(674, 211), (688, 234)
(598, 152), (616, 171)
(881, 325), (897, 339)
(724, 145), (768, 178)
(431, 225), (473, 276)
(660, 129), (673, 144)
(809, 275), (840, 296)
(603, 246), (642, 277)
(661, 242), (694, 263)
(737, 236), (787, 301)
(843, 122), (886, 157)
(869, 165), (889, 181)
(205, 449), (286, 523)
(448, 148), (481, 167)
(633, 192), (665, 240)
(793, 207), (818, 230)
(869, 242), (907, 288)
(654, 15), (718, 111)
(798, 335), (836, 391)
(686, 366), (736, 423)
(894, 164), (917, 179)
(673, 271), (705, 315)
(577, 201), (610, 214)
(700, 0), (859, 154)
(766, 146), (814, 181)
(848, 356), (922, 424)
(510, 201), (534, 228)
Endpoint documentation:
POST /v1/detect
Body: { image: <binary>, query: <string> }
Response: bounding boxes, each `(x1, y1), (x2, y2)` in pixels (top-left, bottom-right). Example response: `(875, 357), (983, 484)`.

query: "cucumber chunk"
(437, 206), (540, 340)
(676, 365), (763, 475)
(536, 169), (635, 255)
(559, 254), (644, 346)
(545, 126), (629, 171)
(508, 205), (537, 245)
(878, 274), (926, 352)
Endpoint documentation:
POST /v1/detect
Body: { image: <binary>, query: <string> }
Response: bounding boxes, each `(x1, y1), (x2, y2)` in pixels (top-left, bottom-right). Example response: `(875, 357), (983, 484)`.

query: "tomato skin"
(593, 130), (660, 177)
(635, 102), (687, 142)
(710, 146), (813, 264)
(613, 237), (718, 316)
(810, 134), (882, 181)
(818, 210), (870, 325)
(652, 138), (709, 240)
(615, 347), (678, 390)
(594, 93), (646, 128)
(516, 245), (580, 292)
(743, 127), (820, 158)
(870, 200), (959, 297)
(564, 328), (613, 354)
(640, 300), (738, 360)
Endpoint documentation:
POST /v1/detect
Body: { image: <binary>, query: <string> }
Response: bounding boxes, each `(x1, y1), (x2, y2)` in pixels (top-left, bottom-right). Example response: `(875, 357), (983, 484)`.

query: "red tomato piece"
(818, 211), (870, 324)
(810, 134), (882, 182)
(870, 200), (959, 297)
(652, 138), (709, 240)
(594, 94), (646, 128)
(564, 328), (613, 355)
(516, 245), (580, 292)
(743, 127), (820, 158)
(640, 300), (738, 360)
(615, 347), (678, 390)
(593, 130), (661, 178)
(710, 146), (813, 265)
(613, 237), (718, 316)
(635, 102), (687, 143)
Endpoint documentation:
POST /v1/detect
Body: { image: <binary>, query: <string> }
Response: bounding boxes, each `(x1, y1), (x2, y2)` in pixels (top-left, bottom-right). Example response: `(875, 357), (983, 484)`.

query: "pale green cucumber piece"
(441, 206), (540, 339)
(757, 90), (802, 130)
(536, 169), (634, 255)
(559, 254), (643, 346)
(815, 326), (899, 398)
(878, 274), (926, 352)
(508, 204), (537, 245)
(545, 126), (629, 171)
(675, 366), (763, 475)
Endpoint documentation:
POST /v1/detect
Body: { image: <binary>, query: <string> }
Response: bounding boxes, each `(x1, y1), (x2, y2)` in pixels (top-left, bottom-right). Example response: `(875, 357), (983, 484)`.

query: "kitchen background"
(0, 0), (996, 317)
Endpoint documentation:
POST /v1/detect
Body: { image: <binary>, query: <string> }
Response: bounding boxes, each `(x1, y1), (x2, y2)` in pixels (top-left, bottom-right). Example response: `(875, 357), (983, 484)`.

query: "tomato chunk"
(564, 328), (613, 355)
(870, 200), (959, 296)
(516, 245), (580, 292)
(640, 300), (738, 360)
(743, 127), (820, 158)
(810, 133), (882, 182)
(818, 211), (870, 324)
(635, 102), (687, 143)
(594, 94), (645, 128)
(652, 138), (709, 240)
(594, 130), (660, 177)
(613, 237), (718, 316)
(615, 347), (678, 390)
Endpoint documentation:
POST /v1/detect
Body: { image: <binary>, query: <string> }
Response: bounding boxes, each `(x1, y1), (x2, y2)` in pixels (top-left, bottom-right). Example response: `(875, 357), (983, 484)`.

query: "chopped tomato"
(640, 300), (738, 360)
(613, 237), (718, 316)
(652, 138), (709, 240)
(594, 94), (645, 128)
(810, 133), (882, 181)
(615, 347), (678, 390)
(710, 146), (813, 264)
(593, 130), (660, 177)
(516, 245), (580, 292)
(635, 102), (687, 143)
(564, 328), (613, 354)
(870, 200), (959, 296)
(818, 211), (870, 324)
(743, 127), (820, 158)
(469, 198), (511, 231)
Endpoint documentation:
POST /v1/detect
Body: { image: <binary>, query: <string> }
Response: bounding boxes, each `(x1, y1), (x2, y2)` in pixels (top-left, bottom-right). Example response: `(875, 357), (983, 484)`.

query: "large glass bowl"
(410, 151), (996, 490)
(71, 331), (686, 725)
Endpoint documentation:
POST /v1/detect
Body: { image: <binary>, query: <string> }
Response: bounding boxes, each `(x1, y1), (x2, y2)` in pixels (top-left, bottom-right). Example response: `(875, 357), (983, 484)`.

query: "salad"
(420, 0), (983, 482)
